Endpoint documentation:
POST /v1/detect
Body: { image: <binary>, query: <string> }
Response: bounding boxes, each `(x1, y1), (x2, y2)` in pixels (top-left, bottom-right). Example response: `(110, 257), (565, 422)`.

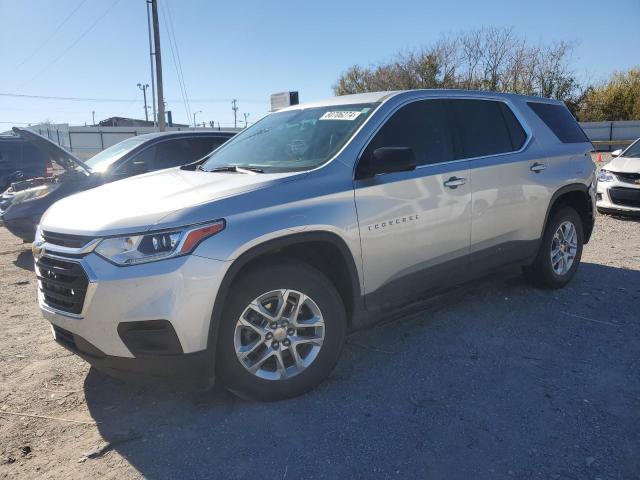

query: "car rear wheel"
(522, 206), (584, 289)
(216, 260), (346, 401)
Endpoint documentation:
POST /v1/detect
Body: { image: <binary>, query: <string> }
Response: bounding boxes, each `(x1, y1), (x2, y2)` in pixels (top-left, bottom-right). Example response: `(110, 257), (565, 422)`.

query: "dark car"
(0, 128), (235, 241)
(0, 133), (52, 192)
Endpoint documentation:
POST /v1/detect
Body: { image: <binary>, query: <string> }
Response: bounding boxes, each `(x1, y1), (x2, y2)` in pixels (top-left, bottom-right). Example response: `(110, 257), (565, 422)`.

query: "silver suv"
(34, 90), (596, 400)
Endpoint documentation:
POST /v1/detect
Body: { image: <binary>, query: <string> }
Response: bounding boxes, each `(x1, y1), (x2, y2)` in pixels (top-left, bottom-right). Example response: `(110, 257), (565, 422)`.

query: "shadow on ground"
(13, 250), (34, 271)
(83, 262), (640, 479)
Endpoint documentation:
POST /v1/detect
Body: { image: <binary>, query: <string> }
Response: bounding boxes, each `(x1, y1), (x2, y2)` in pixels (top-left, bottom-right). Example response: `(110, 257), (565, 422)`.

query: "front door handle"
(530, 162), (547, 173)
(443, 176), (467, 189)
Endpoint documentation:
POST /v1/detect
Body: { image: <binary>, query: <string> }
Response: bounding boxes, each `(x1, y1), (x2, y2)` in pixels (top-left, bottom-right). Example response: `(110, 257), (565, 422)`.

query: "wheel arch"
(542, 183), (595, 243)
(205, 231), (362, 377)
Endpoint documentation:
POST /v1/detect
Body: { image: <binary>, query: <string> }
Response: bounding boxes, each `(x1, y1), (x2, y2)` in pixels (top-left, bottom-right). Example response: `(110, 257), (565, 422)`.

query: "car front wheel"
(216, 260), (347, 401)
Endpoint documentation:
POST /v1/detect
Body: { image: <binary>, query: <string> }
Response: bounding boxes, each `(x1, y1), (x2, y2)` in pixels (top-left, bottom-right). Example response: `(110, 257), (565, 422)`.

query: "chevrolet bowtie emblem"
(32, 241), (45, 260)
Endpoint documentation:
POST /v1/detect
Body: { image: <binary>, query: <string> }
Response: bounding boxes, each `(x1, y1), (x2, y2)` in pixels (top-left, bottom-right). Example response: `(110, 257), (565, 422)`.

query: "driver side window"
(360, 99), (454, 171)
(118, 145), (157, 176)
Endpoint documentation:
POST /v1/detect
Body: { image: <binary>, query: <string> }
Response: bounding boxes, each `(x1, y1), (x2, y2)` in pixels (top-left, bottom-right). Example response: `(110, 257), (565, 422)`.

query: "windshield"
(623, 139), (640, 158)
(200, 103), (378, 173)
(84, 136), (148, 172)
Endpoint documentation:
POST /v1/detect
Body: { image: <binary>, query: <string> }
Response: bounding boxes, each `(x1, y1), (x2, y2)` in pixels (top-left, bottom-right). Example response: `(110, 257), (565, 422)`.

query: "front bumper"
(51, 323), (211, 383)
(38, 250), (228, 380)
(596, 178), (640, 213)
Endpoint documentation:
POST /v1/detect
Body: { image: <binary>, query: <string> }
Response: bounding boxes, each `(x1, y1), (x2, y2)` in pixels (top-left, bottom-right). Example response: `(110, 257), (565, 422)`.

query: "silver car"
(34, 90), (596, 400)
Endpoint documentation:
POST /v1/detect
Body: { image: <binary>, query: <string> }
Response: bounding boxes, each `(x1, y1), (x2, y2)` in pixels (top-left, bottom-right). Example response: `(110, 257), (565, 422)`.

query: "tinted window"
(499, 103), (527, 150)
(127, 138), (217, 173)
(451, 99), (516, 158)
(527, 102), (589, 143)
(189, 137), (229, 159)
(363, 99), (454, 167)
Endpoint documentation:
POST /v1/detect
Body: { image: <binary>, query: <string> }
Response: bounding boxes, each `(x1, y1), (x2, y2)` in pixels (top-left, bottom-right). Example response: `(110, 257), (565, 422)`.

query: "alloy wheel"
(550, 220), (578, 275)
(233, 289), (325, 381)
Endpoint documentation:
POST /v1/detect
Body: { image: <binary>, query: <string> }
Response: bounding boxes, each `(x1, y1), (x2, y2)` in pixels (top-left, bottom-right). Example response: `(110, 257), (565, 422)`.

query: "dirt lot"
(1, 207), (639, 478)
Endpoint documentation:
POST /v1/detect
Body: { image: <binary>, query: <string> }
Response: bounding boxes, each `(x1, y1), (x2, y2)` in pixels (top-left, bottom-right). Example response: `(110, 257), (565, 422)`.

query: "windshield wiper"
(206, 165), (264, 174)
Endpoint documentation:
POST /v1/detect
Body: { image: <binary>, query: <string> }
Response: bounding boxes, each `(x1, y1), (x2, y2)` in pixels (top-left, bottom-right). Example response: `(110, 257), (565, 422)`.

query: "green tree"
(577, 68), (640, 121)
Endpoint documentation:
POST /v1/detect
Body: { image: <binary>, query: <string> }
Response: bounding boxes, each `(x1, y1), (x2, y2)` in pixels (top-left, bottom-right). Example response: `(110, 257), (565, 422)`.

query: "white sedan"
(597, 139), (640, 214)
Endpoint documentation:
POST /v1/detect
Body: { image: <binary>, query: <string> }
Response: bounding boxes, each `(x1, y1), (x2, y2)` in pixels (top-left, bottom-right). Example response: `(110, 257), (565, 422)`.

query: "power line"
(161, 0), (191, 124)
(167, 0), (191, 123)
(0, 92), (268, 104)
(16, 0), (89, 70)
(1, 92), (136, 103)
(24, 0), (123, 85)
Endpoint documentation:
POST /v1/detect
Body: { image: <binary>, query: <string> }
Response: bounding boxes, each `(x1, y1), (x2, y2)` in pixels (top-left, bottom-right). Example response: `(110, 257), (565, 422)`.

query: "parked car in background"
(597, 138), (640, 214)
(34, 90), (596, 401)
(0, 132), (51, 192)
(0, 128), (235, 241)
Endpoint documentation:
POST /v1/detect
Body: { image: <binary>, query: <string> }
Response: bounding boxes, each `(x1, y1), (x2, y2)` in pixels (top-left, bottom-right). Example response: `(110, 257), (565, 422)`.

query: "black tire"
(215, 259), (347, 401)
(522, 206), (584, 289)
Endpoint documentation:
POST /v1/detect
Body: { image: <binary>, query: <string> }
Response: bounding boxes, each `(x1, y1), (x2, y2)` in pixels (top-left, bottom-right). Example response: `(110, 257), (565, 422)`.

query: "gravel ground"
(1, 187), (639, 479)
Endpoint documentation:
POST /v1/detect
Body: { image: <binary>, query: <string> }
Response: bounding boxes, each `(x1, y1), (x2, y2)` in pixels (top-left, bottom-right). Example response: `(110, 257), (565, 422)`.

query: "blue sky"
(1, 0), (638, 128)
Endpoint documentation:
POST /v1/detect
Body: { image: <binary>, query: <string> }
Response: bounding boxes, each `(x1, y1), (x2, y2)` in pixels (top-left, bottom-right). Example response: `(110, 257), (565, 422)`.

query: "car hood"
(605, 155), (640, 174)
(12, 127), (91, 175)
(40, 167), (303, 235)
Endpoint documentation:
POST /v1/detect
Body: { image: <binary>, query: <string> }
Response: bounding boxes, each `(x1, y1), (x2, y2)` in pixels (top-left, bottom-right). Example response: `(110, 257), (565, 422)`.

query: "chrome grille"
(41, 231), (94, 249)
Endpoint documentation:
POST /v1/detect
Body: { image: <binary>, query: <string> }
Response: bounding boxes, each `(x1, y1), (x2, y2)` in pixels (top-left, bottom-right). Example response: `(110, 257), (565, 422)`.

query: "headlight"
(17, 184), (60, 202)
(94, 220), (225, 266)
(597, 170), (616, 183)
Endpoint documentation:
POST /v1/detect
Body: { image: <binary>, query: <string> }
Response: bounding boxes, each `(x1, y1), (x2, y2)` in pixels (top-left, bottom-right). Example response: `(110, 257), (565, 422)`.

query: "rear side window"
(451, 99), (522, 158)
(499, 103), (527, 150)
(363, 99), (454, 166)
(527, 102), (589, 143)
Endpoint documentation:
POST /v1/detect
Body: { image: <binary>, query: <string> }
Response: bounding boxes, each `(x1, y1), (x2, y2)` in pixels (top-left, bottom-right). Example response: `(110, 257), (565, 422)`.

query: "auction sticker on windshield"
(319, 111), (362, 121)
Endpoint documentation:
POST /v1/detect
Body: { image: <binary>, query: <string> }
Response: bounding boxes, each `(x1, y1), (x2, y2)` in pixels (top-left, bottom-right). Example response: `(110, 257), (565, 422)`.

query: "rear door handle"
(530, 162), (546, 173)
(443, 176), (467, 189)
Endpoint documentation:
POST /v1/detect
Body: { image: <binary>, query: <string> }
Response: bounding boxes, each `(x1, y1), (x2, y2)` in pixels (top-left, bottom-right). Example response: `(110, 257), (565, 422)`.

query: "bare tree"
(481, 27), (515, 90)
(333, 27), (582, 107)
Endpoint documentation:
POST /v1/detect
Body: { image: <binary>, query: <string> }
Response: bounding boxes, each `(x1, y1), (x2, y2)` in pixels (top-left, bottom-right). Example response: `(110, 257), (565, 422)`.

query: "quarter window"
(362, 99), (454, 168)
(527, 102), (589, 144)
(499, 103), (527, 150)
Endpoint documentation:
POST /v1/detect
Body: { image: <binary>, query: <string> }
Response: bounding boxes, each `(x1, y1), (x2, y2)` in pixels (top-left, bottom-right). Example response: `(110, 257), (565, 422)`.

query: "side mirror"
(359, 147), (418, 179)
(611, 149), (623, 157)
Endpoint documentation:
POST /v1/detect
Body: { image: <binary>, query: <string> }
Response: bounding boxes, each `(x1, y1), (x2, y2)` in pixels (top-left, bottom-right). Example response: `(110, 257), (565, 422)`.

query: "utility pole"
(193, 110), (202, 128)
(231, 99), (238, 129)
(243, 112), (250, 128)
(151, 0), (165, 131)
(137, 83), (150, 121)
(92, 110), (95, 126)
(145, 1), (157, 126)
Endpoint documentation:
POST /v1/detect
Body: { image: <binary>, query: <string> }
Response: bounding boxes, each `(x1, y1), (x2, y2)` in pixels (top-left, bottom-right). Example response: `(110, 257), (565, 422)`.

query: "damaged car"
(0, 128), (235, 241)
(597, 138), (640, 215)
(0, 131), (52, 192)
